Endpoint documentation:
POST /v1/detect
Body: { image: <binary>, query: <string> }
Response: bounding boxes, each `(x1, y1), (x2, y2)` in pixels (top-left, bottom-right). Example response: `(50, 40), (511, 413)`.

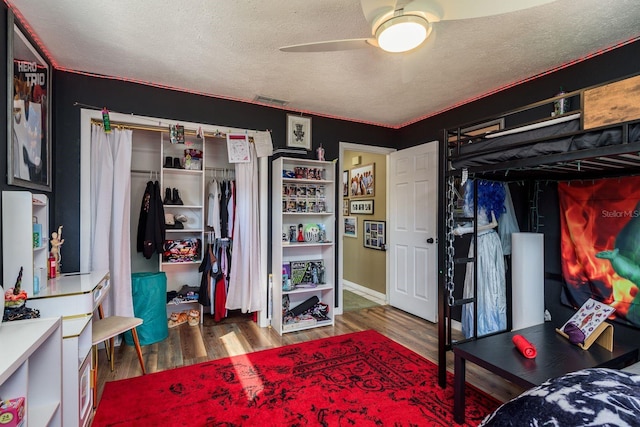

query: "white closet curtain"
(90, 124), (134, 317)
(226, 145), (264, 312)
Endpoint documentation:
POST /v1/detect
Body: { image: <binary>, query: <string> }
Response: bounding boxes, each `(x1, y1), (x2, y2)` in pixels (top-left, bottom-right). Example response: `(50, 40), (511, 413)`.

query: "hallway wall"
(342, 150), (386, 295)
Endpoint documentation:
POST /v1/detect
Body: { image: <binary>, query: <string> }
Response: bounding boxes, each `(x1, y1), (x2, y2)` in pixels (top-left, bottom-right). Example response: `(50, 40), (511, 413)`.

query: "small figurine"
(297, 224), (304, 242)
(13, 266), (23, 294)
(50, 225), (64, 276)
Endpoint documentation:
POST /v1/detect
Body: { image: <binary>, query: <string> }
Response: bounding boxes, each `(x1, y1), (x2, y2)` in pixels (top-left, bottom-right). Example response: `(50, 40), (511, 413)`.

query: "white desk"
(27, 270), (109, 427)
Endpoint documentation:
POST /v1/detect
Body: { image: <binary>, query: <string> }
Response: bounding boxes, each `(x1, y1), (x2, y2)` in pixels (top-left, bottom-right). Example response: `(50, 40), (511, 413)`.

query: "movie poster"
(12, 57), (48, 185)
(558, 176), (640, 328)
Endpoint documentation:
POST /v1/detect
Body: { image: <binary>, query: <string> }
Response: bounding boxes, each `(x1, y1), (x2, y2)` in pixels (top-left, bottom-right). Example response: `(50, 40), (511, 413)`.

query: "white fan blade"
(280, 38), (376, 53)
(412, 0), (558, 22)
(361, 0), (397, 29)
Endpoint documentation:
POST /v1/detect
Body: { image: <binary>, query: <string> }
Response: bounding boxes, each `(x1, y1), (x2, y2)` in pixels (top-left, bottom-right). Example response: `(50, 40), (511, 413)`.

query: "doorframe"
(337, 142), (395, 315)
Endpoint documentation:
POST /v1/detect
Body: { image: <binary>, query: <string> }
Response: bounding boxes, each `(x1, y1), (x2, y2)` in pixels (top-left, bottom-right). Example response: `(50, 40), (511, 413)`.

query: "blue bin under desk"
(124, 272), (168, 346)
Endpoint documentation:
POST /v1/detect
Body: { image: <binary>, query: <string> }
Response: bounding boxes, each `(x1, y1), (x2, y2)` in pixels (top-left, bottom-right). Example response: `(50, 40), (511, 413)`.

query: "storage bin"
(124, 272), (168, 346)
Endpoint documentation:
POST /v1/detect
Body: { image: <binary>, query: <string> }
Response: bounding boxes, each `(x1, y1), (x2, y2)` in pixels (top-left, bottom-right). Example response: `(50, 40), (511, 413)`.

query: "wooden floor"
(95, 305), (526, 408)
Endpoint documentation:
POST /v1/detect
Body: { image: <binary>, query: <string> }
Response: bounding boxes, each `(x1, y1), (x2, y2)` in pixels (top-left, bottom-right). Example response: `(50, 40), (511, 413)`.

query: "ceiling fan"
(280, 0), (557, 54)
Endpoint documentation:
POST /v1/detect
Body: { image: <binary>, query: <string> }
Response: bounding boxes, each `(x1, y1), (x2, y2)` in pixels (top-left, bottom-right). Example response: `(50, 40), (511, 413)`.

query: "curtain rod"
(90, 119), (226, 139)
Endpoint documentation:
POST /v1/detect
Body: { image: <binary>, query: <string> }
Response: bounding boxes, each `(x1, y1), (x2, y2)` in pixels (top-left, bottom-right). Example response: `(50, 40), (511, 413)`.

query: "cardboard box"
(0, 397), (25, 427)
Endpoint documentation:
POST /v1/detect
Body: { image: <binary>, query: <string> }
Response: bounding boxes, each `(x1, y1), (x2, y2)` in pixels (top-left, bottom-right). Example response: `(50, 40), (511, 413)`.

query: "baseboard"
(343, 280), (386, 302)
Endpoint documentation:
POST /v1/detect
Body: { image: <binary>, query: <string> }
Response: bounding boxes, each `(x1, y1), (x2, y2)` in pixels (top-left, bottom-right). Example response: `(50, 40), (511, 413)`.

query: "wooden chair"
(92, 315), (146, 408)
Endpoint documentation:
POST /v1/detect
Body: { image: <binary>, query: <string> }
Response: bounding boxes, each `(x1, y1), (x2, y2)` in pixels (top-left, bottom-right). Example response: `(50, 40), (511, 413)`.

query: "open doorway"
(337, 142), (395, 315)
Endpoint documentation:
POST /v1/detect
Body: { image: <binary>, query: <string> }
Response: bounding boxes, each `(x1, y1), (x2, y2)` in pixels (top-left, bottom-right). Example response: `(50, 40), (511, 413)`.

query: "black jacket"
(137, 181), (166, 259)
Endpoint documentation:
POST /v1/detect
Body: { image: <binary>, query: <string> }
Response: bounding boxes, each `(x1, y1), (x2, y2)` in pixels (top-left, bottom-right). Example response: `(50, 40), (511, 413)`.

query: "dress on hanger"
(459, 179), (507, 339)
(461, 207), (507, 338)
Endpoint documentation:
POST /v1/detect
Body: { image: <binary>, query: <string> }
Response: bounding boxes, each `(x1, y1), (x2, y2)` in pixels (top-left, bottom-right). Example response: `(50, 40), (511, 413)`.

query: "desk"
(452, 322), (639, 424)
(27, 270), (110, 427)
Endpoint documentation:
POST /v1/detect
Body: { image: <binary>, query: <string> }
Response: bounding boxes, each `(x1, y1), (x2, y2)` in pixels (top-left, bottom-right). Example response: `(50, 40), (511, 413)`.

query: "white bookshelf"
(271, 157), (335, 335)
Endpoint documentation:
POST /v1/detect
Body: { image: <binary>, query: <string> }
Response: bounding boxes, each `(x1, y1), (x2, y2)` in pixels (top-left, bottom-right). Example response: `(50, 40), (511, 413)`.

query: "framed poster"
(350, 199), (374, 215)
(350, 163), (374, 198)
(7, 11), (52, 191)
(286, 114), (312, 150)
(344, 216), (357, 238)
(364, 220), (386, 250)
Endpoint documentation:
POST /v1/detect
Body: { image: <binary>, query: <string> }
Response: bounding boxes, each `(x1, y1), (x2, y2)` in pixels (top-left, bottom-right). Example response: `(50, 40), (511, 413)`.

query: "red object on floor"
(92, 330), (500, 426)
(512, 334), (537, 358)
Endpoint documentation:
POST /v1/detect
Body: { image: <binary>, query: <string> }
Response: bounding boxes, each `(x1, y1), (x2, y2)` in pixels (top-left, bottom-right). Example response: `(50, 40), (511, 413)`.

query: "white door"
(389, 141), (438, 322)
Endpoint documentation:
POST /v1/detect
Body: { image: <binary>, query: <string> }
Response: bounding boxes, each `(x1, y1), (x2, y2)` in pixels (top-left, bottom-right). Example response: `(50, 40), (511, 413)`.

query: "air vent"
(254, 95), (289, 107)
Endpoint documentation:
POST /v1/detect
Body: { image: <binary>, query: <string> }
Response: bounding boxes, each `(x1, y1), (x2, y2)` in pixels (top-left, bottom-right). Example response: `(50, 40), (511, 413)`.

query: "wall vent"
(254, 95), (289, 107)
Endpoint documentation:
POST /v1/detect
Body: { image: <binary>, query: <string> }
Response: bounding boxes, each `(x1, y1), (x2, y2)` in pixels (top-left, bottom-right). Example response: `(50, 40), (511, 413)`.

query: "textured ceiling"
(7, 0), (640, 128)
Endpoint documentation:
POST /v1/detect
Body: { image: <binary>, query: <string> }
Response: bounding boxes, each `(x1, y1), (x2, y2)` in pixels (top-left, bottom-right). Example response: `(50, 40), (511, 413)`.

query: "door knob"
(426, 238), (434, 244)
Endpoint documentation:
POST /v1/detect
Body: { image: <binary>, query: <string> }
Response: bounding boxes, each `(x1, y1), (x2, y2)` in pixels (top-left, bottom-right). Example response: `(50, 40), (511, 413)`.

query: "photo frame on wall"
(7, 11), (52, 191)
(343, 170), (349, 197)
(350, 163), (375, 198)
(364, 220), (386, 250)
(350, 199), (374, 215)
(344, 216), (357, 238)
(286, 114), (312, 150)
(342, 199), (349, 216)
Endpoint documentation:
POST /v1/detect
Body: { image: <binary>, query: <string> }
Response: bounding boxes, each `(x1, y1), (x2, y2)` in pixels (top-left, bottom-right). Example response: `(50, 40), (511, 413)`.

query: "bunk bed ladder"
(438, 127), (481, 387)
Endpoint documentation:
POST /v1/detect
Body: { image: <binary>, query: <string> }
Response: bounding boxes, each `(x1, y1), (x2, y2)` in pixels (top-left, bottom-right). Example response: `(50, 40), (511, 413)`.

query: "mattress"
(451, 117), (640, 170)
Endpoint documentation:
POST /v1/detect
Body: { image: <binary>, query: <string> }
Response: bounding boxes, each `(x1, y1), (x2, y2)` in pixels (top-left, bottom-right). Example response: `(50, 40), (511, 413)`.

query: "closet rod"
(131, 169), (160, 175)
(91, 119), (226, 139)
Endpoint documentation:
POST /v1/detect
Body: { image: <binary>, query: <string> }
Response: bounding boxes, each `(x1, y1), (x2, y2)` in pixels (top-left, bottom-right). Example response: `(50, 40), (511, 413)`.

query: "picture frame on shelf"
(364, 220), (386, 251)
(349, 163), (375, 198)
(7, 11), (52, 191)
(343, 170), (349, 197)
(286, 114), (312, 150)
(344, 216), (357, 238)
(350, 199), (374, 215)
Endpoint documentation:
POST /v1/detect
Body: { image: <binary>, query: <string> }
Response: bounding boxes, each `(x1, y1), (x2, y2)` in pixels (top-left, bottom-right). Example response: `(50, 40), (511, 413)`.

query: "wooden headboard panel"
(583, 74), (640, 129)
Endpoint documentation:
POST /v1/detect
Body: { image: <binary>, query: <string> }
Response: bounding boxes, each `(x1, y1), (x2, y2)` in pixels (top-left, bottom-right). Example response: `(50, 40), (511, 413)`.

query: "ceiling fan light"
(376, 15), (429, 53)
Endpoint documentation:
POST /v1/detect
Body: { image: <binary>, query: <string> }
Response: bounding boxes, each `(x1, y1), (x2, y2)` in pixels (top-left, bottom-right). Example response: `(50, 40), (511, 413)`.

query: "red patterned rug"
(92, 330), (500, 426)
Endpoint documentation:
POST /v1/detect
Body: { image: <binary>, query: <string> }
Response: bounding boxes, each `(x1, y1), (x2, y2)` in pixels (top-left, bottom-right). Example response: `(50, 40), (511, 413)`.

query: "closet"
(130, 125), (234, 320)
(79, 110), (269, 327)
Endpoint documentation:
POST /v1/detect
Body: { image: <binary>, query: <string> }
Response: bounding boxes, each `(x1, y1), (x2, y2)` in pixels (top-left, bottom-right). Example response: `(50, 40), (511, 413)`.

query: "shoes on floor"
(188, 309), (200, 326)
(168, 311), (188, 328)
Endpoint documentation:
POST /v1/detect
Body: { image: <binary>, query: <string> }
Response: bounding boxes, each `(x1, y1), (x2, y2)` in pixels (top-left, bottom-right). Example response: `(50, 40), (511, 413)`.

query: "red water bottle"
(48, 253), (57, 278)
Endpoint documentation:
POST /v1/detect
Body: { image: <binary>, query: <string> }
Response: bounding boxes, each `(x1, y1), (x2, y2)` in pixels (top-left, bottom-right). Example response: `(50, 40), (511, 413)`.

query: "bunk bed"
(437, 74), (640, 415)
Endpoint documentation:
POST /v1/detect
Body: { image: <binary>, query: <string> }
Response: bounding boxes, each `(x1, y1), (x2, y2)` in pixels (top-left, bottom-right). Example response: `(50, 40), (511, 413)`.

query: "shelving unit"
(0, 317), (63, 427)
(28, 270), (110, 427)
(160, 130), (205, 322)
(2, 191), (49, 298)
(272, 157), (335, 335)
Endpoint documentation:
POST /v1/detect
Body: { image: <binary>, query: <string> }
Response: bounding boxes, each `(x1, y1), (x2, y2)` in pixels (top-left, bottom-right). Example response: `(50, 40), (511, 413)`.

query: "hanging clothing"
(136, 180), (165, 259)
(227, 180), (235, 238)
(226, 147), (264, 313)
(207, 178), (221, 236)
(90, 124), (134, 317)
(498, 183), (520, 256)
(461, 209), (507, 338)
(220, 181), (230, 238)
